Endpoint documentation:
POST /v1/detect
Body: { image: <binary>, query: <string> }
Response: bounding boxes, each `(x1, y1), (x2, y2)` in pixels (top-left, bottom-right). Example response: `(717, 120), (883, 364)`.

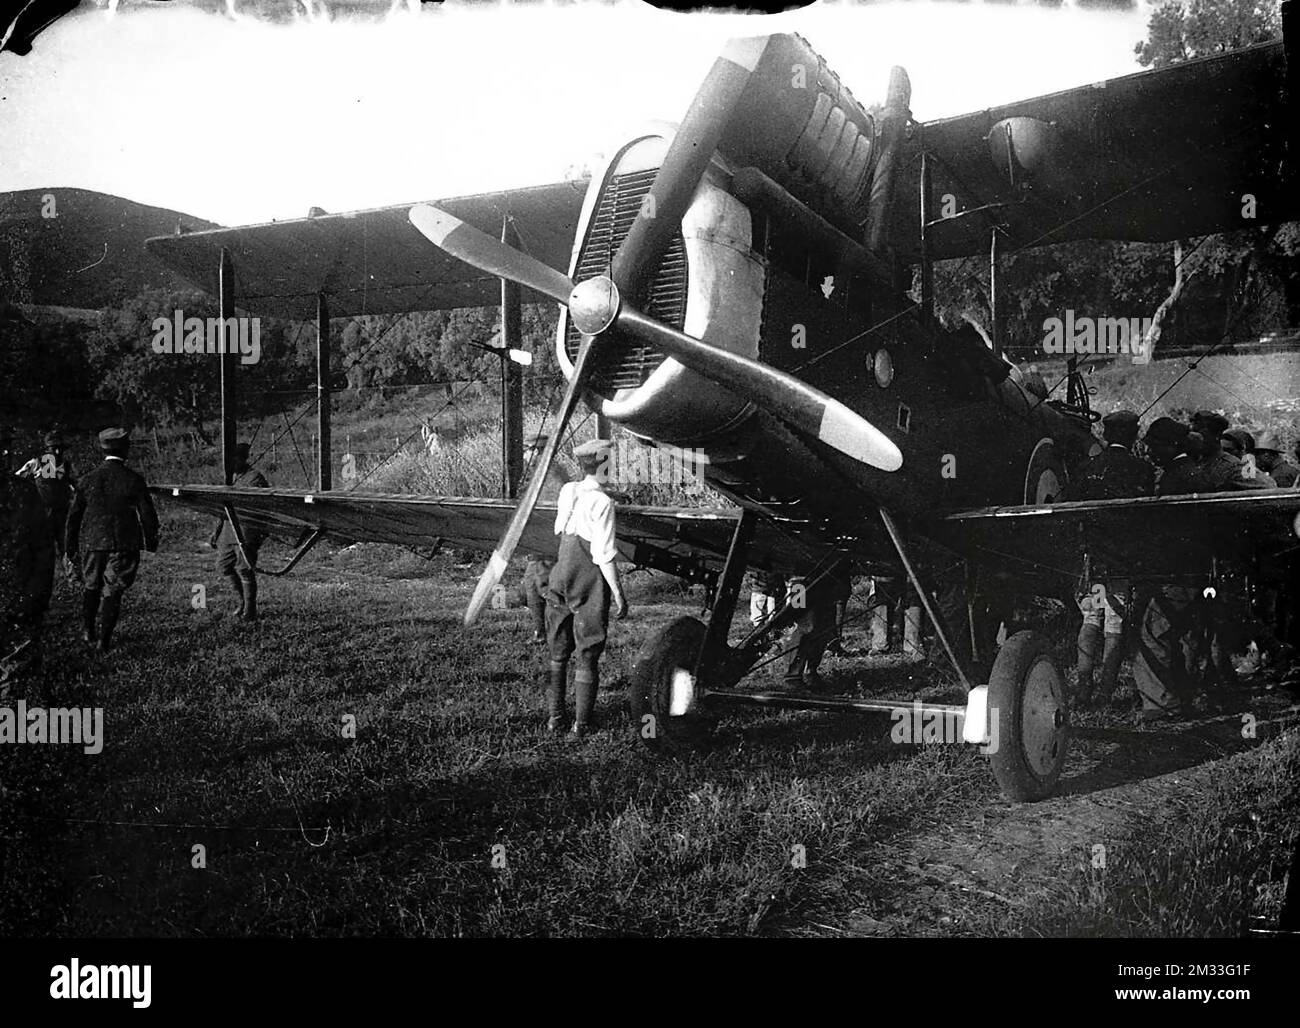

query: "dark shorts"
(545, 583), (610, 665)
(546, 537), (610, 666)
(82, 550), (140, 596)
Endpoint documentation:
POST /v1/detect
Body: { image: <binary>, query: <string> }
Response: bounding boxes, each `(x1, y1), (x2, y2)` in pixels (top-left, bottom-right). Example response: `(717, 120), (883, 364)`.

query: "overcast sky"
(1, 0), (1153, 225)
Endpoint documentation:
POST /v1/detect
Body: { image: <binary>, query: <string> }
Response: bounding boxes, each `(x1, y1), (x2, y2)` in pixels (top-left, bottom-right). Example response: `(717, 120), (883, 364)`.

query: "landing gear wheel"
(987, 629), (1070, 802)
(630, 616), (712, 753)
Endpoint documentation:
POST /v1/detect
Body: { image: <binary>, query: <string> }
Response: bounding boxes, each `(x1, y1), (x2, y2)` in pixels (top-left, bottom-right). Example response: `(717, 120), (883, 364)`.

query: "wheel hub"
(1022, 656), (1067, 777)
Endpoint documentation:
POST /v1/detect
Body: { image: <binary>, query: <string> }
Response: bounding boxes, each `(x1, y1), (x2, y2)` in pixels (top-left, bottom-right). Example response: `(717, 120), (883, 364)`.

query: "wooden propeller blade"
(610, 36), (765, 298)
(462, 330), (601, 627)
(616, 306), (903, 473)
(409, 204), (575, 305)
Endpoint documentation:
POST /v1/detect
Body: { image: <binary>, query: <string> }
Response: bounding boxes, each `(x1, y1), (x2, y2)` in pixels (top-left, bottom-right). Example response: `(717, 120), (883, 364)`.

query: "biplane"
(144, 18), (1299, 802)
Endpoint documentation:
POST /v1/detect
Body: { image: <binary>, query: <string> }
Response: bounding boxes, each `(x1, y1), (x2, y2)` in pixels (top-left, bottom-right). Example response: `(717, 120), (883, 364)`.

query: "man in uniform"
(15, 429), (76, 573)
(1065, 410), (1154, 705)
(1253, 430), (1298, 487)
(1129, 417), (1208, 721)
(1, 425), (55, 689)
(208, 442), (268, 621)
(546, 439), (628, 736)
(65, 428), (160, 653)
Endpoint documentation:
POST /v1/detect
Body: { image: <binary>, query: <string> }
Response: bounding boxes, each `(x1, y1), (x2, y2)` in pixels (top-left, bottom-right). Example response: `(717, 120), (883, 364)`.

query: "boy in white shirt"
(545, 439), (628, 736)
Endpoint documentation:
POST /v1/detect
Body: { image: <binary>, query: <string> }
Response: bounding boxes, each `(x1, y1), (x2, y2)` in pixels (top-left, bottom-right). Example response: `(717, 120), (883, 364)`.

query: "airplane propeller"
(410, 204), (903, 625)
(407, 36), (901, 628)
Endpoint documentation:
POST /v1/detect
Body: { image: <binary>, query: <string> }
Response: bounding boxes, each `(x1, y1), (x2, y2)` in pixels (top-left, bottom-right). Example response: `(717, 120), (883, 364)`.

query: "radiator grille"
(564, 168), (688, 395)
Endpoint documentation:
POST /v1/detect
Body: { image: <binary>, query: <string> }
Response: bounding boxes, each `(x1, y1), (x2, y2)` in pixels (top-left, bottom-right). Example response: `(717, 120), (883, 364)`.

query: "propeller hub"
(568, 276), (621, 336)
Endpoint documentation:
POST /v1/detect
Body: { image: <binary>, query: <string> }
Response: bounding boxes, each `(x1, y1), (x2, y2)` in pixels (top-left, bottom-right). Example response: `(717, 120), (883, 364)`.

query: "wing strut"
(878, 508), (974, 692)
(221, 504), (325, 578)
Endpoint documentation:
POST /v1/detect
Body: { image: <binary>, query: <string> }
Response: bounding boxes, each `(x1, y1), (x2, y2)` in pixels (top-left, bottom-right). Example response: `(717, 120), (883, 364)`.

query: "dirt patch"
(785, 682), (1299, 937)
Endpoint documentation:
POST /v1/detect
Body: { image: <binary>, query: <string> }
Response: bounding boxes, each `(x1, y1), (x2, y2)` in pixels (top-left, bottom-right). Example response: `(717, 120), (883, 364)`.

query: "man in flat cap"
(1068, 411), (1154, 502)
(65, 428), (160, 653)
(1146, 417), (1205, 497)
(1, 424), (55, 688)
(208, 442), (268, 621)
(1065, 410), (1154, 705)
(15, 428), (77, 577)
(545, 439), (628, 736)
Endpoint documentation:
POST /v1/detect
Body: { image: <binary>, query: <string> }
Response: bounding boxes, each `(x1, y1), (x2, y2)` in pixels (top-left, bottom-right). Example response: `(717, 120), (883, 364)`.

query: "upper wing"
(893, 41), (1293, 260)
(154, 485), (820, 582)
(933, 488), (1300, 590)
(142, 181), (588, 319)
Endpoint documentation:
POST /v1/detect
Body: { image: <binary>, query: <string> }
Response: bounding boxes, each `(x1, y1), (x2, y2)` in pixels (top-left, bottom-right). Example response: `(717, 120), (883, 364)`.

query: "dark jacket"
(1198, 450), (1267, 491)
(1268, 459), (1300, 488)
(65, 458), (159, 554)
(1068, 444), (1155, 500)
(1156, 454), (1208, 497)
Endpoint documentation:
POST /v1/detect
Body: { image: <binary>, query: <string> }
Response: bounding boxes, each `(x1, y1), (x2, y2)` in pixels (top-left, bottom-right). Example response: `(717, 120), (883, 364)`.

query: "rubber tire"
(629, 615), (712, 754)
(986, 629), (1070, 802)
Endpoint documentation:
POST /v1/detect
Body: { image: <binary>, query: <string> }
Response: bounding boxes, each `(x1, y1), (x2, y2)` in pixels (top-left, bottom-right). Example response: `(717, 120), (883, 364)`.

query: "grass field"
(2, 507), (1296, 937)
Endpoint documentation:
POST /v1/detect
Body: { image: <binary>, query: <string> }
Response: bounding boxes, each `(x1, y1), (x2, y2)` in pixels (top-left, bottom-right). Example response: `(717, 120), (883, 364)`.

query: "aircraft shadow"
(1054, 707), (1298, 798)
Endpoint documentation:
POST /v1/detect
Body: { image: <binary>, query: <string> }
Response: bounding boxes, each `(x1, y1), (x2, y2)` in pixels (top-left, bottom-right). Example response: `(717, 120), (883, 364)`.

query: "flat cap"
(1191, 409), (1230, 436)
(573, 438), (613, 459)
(1102, 410), (1139, 429)
(1101, 410), (1140, 438)
(98, 427), (129, 448)
(1145, 416), (1189, 447)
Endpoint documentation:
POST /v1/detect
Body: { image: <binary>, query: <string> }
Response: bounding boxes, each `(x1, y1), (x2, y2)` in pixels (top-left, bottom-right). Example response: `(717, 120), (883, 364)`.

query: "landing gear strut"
(628, 506), (1071, 801)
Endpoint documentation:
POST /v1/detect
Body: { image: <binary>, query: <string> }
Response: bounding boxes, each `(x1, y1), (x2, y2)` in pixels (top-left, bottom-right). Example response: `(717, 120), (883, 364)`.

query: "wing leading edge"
(142, 181), (588, 320)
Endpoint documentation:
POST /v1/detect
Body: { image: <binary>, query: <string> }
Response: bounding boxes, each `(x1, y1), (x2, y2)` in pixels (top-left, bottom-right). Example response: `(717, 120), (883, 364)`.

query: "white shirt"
(554, 475), (618, 567)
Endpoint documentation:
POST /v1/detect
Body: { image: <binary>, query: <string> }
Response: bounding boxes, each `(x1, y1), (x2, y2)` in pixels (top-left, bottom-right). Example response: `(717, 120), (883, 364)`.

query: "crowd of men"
(737, 408), (1300, 723)
(1064, 408), (1296, 721)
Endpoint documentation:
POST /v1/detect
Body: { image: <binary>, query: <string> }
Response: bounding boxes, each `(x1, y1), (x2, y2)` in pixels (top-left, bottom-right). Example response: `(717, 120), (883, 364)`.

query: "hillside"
(0, 186), (218, 309)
